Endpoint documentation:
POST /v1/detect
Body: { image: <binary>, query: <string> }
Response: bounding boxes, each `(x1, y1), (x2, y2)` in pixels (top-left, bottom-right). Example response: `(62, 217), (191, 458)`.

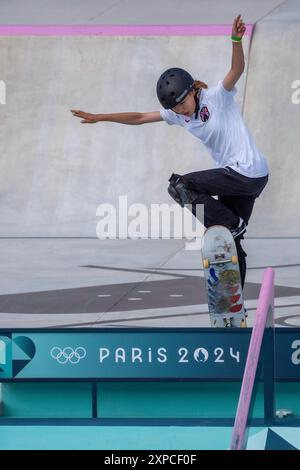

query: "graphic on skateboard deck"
(201, 225), (247, 327)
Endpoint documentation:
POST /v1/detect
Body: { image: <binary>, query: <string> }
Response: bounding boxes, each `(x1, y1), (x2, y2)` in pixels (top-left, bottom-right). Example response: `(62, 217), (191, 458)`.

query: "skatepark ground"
(0, 237), (299, 329)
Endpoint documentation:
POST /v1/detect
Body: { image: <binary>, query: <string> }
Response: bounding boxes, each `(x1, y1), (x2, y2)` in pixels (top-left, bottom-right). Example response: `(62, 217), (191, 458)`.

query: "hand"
(232, 14), (246, 39)
(70, 109), (100, 124)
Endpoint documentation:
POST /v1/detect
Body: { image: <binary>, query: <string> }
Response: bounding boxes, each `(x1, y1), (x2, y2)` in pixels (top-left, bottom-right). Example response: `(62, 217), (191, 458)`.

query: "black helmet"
(156, 67), (194, 109)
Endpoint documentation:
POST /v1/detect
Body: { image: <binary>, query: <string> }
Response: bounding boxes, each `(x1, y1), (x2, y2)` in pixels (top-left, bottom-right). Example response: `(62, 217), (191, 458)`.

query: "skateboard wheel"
(231, 255), (238, 265)
(203, 259), (210, 269)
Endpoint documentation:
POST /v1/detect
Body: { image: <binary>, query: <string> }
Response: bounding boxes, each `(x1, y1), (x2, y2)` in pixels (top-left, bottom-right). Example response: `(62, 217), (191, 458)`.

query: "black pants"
(171, 167), (269, 288)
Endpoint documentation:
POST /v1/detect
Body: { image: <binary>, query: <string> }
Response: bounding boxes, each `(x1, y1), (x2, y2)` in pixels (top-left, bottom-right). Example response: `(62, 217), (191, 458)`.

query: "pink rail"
(230, 267), (275, 450)
(0, 24), (254, 36)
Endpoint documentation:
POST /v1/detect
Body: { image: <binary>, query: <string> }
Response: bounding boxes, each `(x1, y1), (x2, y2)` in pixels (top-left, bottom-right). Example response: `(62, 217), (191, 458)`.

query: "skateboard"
(201, 225), (247, 327)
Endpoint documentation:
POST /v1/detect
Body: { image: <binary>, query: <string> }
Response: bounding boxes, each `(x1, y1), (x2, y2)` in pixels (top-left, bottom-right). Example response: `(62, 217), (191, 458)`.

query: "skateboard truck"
(203, 255), (238, 269)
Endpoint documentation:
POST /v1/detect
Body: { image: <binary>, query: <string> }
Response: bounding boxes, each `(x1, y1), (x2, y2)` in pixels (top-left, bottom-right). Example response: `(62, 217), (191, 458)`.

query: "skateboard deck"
(201, 225), (247, 327)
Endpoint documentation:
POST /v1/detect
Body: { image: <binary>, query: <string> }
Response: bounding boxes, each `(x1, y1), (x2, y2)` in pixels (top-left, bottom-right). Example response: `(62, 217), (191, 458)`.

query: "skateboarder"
(71, 15), (268, 289)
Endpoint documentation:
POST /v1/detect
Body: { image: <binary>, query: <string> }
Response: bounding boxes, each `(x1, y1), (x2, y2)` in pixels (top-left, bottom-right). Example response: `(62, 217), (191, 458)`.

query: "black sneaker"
(230, 218), (247, 239)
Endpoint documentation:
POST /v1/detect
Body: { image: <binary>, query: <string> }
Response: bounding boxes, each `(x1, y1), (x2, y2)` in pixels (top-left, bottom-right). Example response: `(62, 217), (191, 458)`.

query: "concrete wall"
(0, 34), (248, 236)
(244, 0), (300, 236)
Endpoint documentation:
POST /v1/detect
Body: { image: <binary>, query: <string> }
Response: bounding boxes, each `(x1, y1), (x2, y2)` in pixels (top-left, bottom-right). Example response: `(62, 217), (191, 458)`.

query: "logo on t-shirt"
(200, 106), (210, 122)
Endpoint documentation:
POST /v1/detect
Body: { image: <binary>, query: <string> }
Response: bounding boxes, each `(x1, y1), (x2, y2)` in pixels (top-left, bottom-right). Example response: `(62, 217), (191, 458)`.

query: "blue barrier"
(0, 326), (300, 426)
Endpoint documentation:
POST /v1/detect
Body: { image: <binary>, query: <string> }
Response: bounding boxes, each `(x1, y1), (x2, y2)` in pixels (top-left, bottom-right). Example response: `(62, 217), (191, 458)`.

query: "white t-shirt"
(159, 80), (269, 178)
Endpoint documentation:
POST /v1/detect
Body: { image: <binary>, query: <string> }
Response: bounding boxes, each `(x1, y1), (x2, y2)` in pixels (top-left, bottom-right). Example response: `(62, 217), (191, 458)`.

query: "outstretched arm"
(223, 14), (246, 91)
(71, 110), (163, 125)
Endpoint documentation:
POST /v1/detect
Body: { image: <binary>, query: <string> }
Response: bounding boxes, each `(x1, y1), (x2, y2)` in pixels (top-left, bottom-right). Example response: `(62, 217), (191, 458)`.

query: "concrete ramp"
(244, 0), (300, 236)
(0, 30), (250, 236)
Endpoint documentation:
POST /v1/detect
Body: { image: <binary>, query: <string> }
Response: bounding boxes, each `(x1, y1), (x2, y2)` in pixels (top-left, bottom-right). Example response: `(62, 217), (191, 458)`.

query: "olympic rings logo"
(50, 346), (86, 364)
